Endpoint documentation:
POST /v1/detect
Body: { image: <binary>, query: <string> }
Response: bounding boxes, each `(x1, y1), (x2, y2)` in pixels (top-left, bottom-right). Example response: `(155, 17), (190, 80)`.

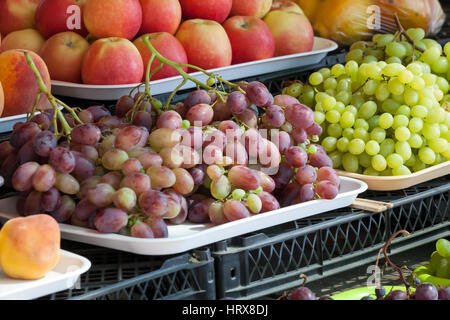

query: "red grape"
(131, 221), (155, 238)
(184, 90), (211, 108)
(317, 167), (340, 186)
(209, 201), (228, 225)
(298, 184), (315, 203)
(265, 105), (285, 127)
(100, 171), (122, 189)
(306, 122), (322, 136)
(288, 287), (316, 300)
(73, 198), (98, 221)
(308, 148), (333, 168)
(94, 207), (128, 233)
(87, 105), (111, 122)
(115, 125), (149, 151)
(245, 81), (271, 107)
(227, 91), (248, 114)
(122, 158), (142, 175)
(33, 130), (56, 157)
(139, 190), (168, 217)
(270, 162), (294, 189)
(131, 111), (152, 130)
(385, 290), (408, 300)
(71, 124), (101, 145)
(87, 183), (116, 207)
(145, 217), (169, 238)
(223, 199), (250, 221)
(236, 108), (258, 128)
(296, 165), (317, 184)
(188, 198), (214, 223)
(120, 172), (151, 195)
(78, 109), (94, 123)
(10, 122), (41, 149)
(32, 164), (56, 192)
(316, 180), (339, 200)
(51, 195), (75, 222)
(41, 187), (61, 212)
(156, 110), (182, 130)
(258, 191), (280, 213)
(228, 165), (261, 191)
(115, 95), (134, 118)
(285, 103), (314, 129)
(185, 103), (214, 127)
(292, 127), (307, 144)
(18, 140), (41, 164)
(12, 161), (40, 191)
(415, 283), (438, 300)
(285, 146), (308, 168)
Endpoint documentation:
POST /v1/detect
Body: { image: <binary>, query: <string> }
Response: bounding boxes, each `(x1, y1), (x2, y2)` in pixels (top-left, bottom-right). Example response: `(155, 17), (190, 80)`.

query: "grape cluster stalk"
(0, 33), (341, 239)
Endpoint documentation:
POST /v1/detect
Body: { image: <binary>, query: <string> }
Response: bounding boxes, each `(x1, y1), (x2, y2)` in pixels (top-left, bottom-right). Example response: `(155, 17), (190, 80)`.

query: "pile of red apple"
(0, 0), (315, 86)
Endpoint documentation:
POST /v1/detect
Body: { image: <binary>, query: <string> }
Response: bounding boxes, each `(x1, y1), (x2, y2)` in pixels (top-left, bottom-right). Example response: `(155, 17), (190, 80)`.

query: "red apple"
(223, 16), (275, 64)
(0, 29), (45, 54)
(139, 0), (182, 35)
(230, 0), (273, 18)
(0, 0), (41, 35)
(134, 32), (188, 81)
(81, 38), (144, 85)
(39, 32), (89, 83)
(270, 0), (304, 14)
(179, 0), (232, 23)
(83, 0), (143, 40)
(35, 0), (88, 39)
(176, 19), (232, 71)
(264, 10), (314, 56)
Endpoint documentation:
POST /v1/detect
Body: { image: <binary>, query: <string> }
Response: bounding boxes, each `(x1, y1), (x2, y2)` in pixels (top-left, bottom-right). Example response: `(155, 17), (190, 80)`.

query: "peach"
(139, 0), (182, 35)
(223, 16), (275, 64)
(0, 82), (4, 117)
(293, 0), (320, 22)
(35, 0), (88, 39)
(81, 38), (144, 85)
(0, 214), (60, 280)
(39, 32), (89, 83)
(0, 49), (51, 117)
(230, 0), (273, 18)
(179, 0), (232, 23)
(264, 10), (314, 56)
(83, 0), (143, 40)
(0, 29), (45, 54)
(134, 32), (188, 81)
(175, 19), (232, 71)
(0, 0), (41, 35)
(270, 0), (304, 14)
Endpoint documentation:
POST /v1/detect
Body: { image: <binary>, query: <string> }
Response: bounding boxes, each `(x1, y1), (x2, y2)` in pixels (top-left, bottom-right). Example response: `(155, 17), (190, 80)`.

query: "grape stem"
(24, 52), (82, 140)
(393, 13), (425, 57)
(375, 230), (411, 294)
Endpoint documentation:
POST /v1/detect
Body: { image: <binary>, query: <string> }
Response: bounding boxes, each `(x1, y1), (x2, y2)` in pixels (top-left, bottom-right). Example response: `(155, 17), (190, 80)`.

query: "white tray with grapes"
(50, 37), (338, 101)
(0, 177), (367, 256)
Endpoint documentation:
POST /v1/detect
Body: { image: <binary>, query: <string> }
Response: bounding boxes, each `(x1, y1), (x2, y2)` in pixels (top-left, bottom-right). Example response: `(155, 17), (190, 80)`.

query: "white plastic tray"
(0, 249), (91, 300)
(0, 177), (367, 256)
(0, 113), (28, 133)
(51, 37), (338, 101)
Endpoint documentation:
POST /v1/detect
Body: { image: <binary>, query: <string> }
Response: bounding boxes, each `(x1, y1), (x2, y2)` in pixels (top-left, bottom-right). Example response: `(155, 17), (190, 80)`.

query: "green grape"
(418, 147), (436, 164)
(401, 42), (413, 57)
(324, 77), (338, 90)
(337, 78), (351, 92)
(309, 72), (324, 86)
(436, 238), (450, 258)
(354, 119), (369, 131)
(386, 153), (404, 169)
(422, 123), (440, 140)
(376, 61), (387, 69)
(371, 154), (387, 171)
(403, 88), (419, 106)
(404, 152), (416, 167)
(315, 102), (324, 112)
(345, 105), (358, 115)
(232, 189), (246, 200)
(420, 46), (441, 65)
(247, 193), (262, 214)
(380, 139), (395, 157)
(287, 83), (303, 97)
(406, 28), (425, 42)
(348, 138), (365, 155)
(388, 78), (405, 95)
(380, 168), (393, 176)
(395, 105), (411, 117)
(386, 56), (402, 64)
(419, 87), (435, 100)
(358, 101), (377, 120)
(408, 133), (423, 149)
(367, 49), (384, 61)
(315, 92), (329, 103)
(319, 68), (331, 78)
(327, 124), (343, 138)
(342, 153), (359, 173)
(379, 113), (394, 129)
(335, 91), (351, 104)
(331, 64), (346, 77)
(422, 73), (437, 87)
(434, 88), (444, 102)
(363, 167), (380, 176)
(411, 105), (428, 119)
(370, 127), (386, 143)
(325, 89), (336, 97)
(413, 158), (428, 172)
(392, 165), (412, 176)
(385, 42), (406, 58)
(325, 110), (341, 124)
(383, 63), (405, 77)
(426, 106), (445, 124)
(345, 60), (359, 75)
(363, 55), (378, 64)
(406, 62), (423, 75)
(375, 83), (390, 101)
(373, 34), (395, 46)
(392, 93), (405, 104)
(436, 77), (449, 94)
(323, 96), (337, 111)
(335, 101), (345, 114)
(314, 111), (326, 124)
(351, 94), (365, 109)
(445, 42), (450, 57)
(393, 115), (409, 129)
(328, 151), (343, 169)
(365, 140), (380, 156)
(410, 76), (426, 91)
(211, 175), (232, 200)
(367, 115), (380, 131)
(366, 64), (382, 79)
(351, 41), (369, 51)
(337, 137), (350, 152)
(354, 128), (369, 142)
(363, 79), (378, 96)
(381, 99), (400, 114)
(398, 70), (413, 84)
(395, 141), (412, 161)
(429, 137), (448, 154)
(359, 152), (372, 168)
(440, 123), (448, 135)
(322, 136), (337, 152)
(342, 128), (354, 140)
(346, 49), (364, 64)
(395, 127), (411, 142)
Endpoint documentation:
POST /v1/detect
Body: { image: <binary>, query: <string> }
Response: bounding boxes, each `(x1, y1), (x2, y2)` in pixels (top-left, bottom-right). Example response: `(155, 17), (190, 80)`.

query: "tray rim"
(0, 177), (367, 256)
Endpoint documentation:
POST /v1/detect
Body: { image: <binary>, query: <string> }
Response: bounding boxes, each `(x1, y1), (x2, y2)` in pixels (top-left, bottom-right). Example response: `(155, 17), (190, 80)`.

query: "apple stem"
(24, 52), (79, 140)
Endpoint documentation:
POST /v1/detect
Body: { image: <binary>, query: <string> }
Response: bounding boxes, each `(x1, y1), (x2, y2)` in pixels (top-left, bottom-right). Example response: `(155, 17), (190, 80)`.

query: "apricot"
(0, 214), (60, 280)
(0, 49), (51, 117)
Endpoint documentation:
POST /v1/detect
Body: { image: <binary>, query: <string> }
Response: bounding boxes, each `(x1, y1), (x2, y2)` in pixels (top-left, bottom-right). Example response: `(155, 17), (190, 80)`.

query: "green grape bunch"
(282, 25), (450, 177)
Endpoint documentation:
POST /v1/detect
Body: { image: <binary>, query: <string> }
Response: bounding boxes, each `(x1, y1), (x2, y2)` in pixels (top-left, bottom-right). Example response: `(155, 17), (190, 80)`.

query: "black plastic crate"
(212, 178), (450, 300)
(39, 240), (215, 300)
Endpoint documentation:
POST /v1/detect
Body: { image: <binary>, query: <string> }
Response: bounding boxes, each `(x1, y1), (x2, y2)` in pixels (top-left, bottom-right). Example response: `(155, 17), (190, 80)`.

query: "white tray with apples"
(0, 177), (367, 256)
(50, 37), (338, 101)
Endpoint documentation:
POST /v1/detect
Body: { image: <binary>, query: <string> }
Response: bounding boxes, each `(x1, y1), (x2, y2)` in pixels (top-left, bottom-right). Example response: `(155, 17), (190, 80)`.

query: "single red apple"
(179, 0), (232, 23)
(139, 0), (182, 35)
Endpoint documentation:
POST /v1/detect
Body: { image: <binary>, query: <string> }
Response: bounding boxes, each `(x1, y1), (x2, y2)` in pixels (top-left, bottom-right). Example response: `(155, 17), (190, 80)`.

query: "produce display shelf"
(211, 177), (450, 300)
(36, 240), (215, 300)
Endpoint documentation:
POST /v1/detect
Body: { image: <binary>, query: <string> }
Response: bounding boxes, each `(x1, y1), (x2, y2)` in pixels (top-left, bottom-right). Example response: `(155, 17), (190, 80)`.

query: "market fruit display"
(283, 24), (450, 177)
(0, 214), (60, 280)
(0, 39), (341, 240)
(0, 0), (41, 35)
(0, 49), (51, 117)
